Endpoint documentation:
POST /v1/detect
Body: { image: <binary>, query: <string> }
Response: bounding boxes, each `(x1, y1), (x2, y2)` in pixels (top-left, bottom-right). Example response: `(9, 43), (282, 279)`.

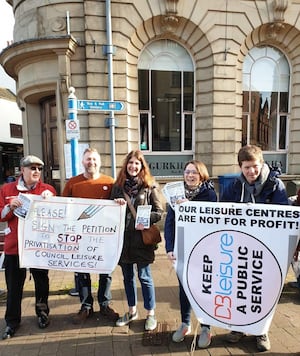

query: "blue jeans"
(178, 278), (209, 328)
(120, 263), (156, 311)
(178, 279), (191, 325)
(97, 274), (112, 308)
(77, 273), (112, 309)
(77, 273), (93, 309)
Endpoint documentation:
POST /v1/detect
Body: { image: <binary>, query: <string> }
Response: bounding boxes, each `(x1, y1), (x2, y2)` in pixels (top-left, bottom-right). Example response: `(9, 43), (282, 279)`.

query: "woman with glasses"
(164, 160), (217, 348)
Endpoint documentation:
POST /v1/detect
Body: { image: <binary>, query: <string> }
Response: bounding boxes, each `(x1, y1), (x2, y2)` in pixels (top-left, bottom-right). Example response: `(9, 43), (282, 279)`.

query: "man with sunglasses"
(0, 155), (56, 340)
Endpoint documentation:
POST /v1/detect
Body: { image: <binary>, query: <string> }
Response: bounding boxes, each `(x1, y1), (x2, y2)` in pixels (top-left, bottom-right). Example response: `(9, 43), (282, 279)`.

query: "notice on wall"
(18, 195), (126, 274)
(174, 201), (300, 336)
(64, 143), (89, 179)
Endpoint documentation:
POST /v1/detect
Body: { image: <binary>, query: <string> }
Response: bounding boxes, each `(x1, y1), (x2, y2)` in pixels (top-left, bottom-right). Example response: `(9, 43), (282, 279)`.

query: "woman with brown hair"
(111, 150), (163, 331)
(164, 159), (217, 348)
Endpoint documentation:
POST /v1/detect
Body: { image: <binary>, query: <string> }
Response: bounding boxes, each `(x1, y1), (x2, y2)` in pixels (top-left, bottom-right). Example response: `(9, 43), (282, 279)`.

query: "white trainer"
(172, 322), (191, 343)
(198, 326), (212, 348)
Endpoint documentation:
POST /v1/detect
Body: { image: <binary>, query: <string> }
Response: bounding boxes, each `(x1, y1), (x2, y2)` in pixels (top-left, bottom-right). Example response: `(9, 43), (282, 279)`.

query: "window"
(138, 40), (194, 152)
(10, 123), (23, 138)
(242, 47), (290, 171)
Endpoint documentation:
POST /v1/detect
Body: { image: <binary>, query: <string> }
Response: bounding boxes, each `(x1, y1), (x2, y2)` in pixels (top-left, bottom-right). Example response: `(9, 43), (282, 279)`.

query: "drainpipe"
(105, 0), (116, 178)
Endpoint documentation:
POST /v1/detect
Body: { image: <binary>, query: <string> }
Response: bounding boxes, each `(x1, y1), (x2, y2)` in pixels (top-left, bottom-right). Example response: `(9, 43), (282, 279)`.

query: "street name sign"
(77, 100), (125, 112)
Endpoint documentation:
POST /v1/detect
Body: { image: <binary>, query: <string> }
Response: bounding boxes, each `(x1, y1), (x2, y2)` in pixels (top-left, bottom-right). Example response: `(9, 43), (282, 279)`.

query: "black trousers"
(3, 255), (49, 329)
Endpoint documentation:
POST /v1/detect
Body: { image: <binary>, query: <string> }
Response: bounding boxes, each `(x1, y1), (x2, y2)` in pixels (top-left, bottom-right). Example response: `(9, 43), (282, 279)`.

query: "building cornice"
(0, 35), (78, 80)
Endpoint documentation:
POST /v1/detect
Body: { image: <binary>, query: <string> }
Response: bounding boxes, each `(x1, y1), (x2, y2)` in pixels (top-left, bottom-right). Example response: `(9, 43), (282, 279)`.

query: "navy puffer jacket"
(220, 169), (288, 205)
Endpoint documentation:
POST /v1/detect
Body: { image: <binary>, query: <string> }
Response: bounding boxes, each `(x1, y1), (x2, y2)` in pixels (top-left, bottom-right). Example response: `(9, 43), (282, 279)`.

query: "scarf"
(184, 182), (202, 201)
(238, 163), (270, 203)
(124, 176), (142, 198)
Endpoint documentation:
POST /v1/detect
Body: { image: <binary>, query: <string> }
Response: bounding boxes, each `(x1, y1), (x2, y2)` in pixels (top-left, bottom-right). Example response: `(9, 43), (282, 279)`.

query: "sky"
(0, 1), (16, 93)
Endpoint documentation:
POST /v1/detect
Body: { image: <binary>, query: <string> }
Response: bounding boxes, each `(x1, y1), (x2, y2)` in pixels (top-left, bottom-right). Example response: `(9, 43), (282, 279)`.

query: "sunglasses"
(29, 166), (43, 172)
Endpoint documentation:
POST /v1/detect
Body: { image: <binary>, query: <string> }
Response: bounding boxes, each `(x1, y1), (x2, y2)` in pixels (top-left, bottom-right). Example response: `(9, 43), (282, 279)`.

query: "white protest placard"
(174, 201), (300, 336)
(18, 195), (126, 274)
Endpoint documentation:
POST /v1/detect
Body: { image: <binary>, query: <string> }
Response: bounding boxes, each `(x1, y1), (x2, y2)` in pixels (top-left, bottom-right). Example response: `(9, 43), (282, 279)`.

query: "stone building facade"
(1, 0), (300, 193)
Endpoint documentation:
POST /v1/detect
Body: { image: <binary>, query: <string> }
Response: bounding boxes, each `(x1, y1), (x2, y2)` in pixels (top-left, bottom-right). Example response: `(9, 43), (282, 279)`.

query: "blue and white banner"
(174, 201), (300, 335)
(18, 195), (126, 274)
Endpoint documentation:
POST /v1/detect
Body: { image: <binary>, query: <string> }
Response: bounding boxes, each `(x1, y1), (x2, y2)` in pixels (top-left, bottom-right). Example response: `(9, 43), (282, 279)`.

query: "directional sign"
(77, 100), (125, 112)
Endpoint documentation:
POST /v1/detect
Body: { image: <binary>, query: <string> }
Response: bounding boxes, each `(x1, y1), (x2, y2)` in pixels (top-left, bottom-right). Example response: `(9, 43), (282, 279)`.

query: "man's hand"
(41, 190), (54, 199)
(8, 197), (21, 210)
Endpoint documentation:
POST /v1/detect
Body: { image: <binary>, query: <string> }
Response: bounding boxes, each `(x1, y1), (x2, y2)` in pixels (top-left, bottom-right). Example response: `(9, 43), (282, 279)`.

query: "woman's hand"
(114, 198), (126, 205)
(167, 251), (176, 262)
(176, 198), (188, 204)
(135, 223), (145, 230)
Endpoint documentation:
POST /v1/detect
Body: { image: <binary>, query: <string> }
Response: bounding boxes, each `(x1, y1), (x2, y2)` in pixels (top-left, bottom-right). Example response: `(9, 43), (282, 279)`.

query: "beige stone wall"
(3, 0), (300, 181)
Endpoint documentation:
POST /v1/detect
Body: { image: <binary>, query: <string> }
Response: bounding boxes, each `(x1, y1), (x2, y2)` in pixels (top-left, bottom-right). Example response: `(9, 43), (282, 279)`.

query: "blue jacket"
(164, 180), (217, 253)
(220, 169), (288, 205)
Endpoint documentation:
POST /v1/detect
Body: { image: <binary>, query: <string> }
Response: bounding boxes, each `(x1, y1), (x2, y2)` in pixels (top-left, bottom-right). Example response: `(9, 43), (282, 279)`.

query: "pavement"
(0, 241), (300, 356)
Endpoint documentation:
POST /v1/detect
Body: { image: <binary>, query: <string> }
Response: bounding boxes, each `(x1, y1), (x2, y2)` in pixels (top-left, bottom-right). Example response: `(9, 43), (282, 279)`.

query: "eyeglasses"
(184, 170), (199, 175)
(30, 166), (43, 172)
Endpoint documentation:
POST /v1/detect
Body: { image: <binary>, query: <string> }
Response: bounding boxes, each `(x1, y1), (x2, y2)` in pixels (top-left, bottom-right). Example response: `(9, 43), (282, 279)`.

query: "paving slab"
(0, 243), (299, 355)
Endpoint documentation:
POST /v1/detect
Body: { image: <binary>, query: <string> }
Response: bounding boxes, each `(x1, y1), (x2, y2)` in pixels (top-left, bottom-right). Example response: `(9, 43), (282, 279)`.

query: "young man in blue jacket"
(220, 144), (289, 352)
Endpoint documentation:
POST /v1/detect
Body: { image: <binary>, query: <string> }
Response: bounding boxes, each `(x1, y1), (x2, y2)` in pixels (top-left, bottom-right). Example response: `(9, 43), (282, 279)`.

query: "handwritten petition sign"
(18, 195), (126, 274)
(175, 201), (300, 336)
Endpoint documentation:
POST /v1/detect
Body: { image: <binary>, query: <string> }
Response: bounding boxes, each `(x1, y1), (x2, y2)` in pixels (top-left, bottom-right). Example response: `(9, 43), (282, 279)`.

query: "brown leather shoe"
(99, 305), (119, 321)
(72, 307), (93, 324)
(256, 334), (271, 352)
(226, 331), (245, 343)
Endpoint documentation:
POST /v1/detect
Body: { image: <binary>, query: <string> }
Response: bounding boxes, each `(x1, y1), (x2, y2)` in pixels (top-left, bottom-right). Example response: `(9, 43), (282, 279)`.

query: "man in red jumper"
(0, 155), (56, 340)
